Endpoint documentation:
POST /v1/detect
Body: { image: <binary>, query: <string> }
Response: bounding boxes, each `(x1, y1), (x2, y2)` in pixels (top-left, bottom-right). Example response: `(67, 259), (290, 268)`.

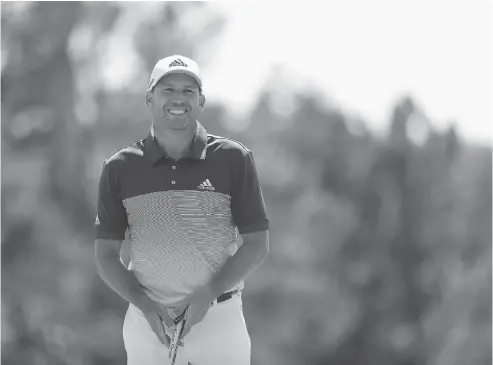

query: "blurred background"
(1, 2), (491, 365)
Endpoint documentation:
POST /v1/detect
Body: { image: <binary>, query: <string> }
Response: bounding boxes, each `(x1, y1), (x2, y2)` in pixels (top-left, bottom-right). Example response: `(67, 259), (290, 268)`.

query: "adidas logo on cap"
(169, 59), (188, 68)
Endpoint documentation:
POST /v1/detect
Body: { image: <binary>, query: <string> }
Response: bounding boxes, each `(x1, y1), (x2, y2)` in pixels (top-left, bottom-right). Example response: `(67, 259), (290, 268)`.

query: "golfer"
(94, 55), (269, 365)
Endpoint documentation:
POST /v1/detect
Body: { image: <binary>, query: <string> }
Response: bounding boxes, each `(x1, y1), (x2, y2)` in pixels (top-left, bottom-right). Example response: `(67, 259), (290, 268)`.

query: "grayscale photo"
(1, 1), (491, 365)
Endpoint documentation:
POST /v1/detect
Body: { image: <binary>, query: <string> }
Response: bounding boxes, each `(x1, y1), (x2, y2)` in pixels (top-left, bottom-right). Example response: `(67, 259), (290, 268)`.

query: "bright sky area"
(100, 1), (492, 145)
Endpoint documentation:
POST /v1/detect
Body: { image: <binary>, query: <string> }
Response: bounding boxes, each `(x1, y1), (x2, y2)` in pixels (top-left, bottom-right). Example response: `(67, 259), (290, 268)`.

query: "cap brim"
(148, 69), (202, 92)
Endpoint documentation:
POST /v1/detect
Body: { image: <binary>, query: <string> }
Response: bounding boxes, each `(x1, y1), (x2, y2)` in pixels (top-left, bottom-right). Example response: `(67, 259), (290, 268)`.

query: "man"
(94, 55), (269, 365)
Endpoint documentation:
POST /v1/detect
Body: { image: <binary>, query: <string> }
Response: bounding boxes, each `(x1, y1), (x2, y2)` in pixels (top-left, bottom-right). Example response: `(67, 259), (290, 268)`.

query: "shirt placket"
(169, 159), (178, 186)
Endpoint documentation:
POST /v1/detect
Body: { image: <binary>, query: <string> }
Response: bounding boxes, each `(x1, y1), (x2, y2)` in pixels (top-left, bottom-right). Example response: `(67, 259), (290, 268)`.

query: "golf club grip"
(169, 317), (186, 364)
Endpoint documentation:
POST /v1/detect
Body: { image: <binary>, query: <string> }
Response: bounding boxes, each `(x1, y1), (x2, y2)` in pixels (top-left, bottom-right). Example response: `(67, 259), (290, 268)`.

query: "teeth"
(168, 109), (187, 115)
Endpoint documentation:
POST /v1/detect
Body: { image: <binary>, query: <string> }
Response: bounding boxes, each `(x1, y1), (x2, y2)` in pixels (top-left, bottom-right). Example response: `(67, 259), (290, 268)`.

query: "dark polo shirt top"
(95, 122), (269, 306)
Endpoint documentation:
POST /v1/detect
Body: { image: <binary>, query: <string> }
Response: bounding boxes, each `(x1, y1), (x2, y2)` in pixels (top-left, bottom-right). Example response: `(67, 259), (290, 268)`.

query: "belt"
(168, 289), (240, 330)
(211, 289), (240, 306)
(170, 289), (241, 325)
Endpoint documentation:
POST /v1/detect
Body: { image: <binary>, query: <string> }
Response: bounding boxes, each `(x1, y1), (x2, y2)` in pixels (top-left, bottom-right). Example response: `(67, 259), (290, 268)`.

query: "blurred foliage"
(1, 2), (491, 365)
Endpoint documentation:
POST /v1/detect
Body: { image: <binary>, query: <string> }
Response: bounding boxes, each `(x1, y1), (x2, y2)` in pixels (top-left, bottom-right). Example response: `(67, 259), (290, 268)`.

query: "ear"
(145, 90), (153, 106)
(199, 94), (206, 110)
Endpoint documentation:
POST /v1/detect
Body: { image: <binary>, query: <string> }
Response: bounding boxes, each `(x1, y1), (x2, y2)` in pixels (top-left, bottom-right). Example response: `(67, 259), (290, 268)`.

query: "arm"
(95, 238), (154, 311)
(179, 230), (268, 339)
(209, 150), (269, 295)
(95, 238), (173, 344)
(94, 161), (151, 309)
(180, 150), (269, 339)
(208, 230), (269, 298)
(95, 159), (172, 344)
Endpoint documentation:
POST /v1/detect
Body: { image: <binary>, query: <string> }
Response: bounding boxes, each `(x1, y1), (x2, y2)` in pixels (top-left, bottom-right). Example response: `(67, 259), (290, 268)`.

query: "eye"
(186, 89), (195, 94)
(161, 87), (173, 92)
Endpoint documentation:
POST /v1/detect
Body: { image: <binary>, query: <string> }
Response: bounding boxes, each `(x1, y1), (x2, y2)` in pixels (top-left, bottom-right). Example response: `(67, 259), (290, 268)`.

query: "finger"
(179, 306), (207, 340)
(158, 310), (174, 328)
(179, 322), (191, 340)
(196, 309), (207, 324)
(188, 308), (206, 328)
(154, 319), (169, 346)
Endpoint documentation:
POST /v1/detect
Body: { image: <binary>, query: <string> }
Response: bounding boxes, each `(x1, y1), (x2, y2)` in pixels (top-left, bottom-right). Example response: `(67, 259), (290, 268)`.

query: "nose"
(168, 98), (187, 107)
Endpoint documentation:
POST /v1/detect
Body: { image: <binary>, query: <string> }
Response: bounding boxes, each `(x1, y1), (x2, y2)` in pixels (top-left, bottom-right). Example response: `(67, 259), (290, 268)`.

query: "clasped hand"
(139, 299), (175, 346)
(139, 285), (216, 345)
(179, 285), (216, 340)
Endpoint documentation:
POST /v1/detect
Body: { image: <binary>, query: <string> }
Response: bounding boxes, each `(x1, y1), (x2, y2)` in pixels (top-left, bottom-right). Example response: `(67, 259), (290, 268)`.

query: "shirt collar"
(145, 121), (208, 165)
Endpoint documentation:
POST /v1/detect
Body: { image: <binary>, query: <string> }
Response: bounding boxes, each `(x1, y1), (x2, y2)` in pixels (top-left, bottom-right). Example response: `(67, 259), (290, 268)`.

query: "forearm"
(95, 244), (151, 310)
(209, 230), (269, 298)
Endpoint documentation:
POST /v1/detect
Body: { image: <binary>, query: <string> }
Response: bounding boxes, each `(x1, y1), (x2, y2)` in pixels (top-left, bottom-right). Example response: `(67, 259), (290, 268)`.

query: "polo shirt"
(95, 122), (269, 306)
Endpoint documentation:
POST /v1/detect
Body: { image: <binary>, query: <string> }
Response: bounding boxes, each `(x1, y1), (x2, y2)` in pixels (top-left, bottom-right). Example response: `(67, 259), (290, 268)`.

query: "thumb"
(179, 321), (190, 340)
(158, 309), (174, 328)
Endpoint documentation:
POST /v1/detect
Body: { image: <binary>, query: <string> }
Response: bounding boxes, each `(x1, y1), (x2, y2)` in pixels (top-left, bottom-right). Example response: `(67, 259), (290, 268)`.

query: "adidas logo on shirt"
(197, 179), (215, 191)
(169, 59), (187, 68)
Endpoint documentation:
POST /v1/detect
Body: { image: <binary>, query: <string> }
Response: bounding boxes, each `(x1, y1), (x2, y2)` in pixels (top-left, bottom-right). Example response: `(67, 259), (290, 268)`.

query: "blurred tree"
(316, 97), (432, 365)
(2, 3), (491, 364)
(134, 2), (225, 74)
(1, 2), (123, 232)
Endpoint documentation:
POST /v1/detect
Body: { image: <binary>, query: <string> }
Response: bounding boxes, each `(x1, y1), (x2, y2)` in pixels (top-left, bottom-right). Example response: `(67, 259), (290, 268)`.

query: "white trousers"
(123, 294), (251, 365)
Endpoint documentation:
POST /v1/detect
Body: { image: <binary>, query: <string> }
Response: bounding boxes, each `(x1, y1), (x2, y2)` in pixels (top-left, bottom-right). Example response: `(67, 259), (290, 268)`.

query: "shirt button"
(172, 166), (176, 170)
(171, 180), (176, 185)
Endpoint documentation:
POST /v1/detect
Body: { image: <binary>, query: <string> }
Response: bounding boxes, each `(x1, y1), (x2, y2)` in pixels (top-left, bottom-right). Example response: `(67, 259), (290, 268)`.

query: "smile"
(167, 109), (188, 115)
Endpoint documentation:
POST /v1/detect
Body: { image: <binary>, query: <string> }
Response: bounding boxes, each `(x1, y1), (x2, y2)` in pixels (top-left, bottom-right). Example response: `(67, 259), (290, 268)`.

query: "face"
(146, 73), (205, 132)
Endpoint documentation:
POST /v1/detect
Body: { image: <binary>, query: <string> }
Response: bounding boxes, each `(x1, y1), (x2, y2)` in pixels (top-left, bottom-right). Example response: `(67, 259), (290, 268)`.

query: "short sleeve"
(231, 152), (269, 234)
(95, 160), (128, 240)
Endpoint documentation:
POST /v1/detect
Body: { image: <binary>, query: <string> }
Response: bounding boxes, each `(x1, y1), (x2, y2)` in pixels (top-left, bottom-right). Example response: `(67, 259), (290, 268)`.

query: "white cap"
(147, 55), (202, 92)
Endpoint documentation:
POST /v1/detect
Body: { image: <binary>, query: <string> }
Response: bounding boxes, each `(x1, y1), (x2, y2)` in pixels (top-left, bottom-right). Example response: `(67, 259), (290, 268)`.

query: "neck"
(152, 121), (197, 160)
